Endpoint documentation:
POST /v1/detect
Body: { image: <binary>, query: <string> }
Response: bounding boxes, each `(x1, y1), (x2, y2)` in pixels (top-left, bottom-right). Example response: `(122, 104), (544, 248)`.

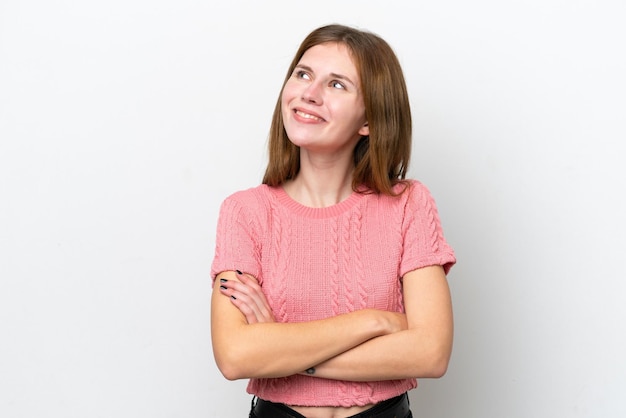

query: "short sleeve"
(210, 192), (264, 284)
(399, 181), (456, 277)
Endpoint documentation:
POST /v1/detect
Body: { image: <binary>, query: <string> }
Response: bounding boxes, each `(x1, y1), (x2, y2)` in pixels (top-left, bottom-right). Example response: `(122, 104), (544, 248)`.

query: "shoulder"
(402, 179), (432, 196)
(375, 179), (443, 222)
(216, 185), (279, 231)
(220, 184), (276, 210)
(398, 179), (439, 205)
(373, 179), (433, 207)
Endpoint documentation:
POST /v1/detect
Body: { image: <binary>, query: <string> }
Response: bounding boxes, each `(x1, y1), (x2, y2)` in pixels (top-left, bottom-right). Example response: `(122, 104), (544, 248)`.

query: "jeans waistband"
(250, 392), (411, 418)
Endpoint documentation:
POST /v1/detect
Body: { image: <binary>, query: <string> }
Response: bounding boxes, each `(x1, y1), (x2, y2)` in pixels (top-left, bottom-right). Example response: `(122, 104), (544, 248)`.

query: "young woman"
(211, 24), (456, 418)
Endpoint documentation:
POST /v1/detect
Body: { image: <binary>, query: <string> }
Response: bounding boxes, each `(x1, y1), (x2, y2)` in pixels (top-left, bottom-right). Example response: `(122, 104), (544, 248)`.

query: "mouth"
(294, 109), (325, 122)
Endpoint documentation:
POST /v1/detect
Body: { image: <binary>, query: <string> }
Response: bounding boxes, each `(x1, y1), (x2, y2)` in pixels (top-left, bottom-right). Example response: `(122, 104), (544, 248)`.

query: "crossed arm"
(210, 265), (453, 382)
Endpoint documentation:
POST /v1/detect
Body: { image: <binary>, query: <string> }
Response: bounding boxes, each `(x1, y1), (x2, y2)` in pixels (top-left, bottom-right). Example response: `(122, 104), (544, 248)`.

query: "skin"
(211, 42), (454, 418)
(280, 43), (370, 208)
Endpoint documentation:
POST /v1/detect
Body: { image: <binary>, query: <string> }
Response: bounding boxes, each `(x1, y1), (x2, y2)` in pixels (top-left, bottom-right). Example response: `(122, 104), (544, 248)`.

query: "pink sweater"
(211, 180), (456, 407)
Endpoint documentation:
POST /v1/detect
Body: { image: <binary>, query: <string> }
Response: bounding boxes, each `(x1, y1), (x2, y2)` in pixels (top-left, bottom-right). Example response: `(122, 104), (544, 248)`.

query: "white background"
(1, 1), (625, 417)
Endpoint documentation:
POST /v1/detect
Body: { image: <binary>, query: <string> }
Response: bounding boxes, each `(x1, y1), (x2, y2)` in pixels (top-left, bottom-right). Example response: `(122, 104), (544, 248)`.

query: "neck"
(283, 150), (355, 208)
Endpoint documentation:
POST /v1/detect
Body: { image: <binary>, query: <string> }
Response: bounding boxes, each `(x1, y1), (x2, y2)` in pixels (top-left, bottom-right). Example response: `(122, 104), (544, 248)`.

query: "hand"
(218, 271), (276, 324)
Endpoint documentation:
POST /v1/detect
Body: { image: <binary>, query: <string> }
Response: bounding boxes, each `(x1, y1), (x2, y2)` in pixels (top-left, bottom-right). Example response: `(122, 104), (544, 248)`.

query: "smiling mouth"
(295, 110), (324, 122)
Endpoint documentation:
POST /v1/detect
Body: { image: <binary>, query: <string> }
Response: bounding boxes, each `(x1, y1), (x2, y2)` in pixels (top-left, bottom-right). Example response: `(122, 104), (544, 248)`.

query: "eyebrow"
(295, 64), (358, 88)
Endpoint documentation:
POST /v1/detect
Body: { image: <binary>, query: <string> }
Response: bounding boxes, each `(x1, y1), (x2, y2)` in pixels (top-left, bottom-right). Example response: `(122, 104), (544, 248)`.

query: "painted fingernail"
(220, 278), (227, 283)
(236, 270), (242, 275)
(231, 295), (237, 300)
(220, 285), (227, 290)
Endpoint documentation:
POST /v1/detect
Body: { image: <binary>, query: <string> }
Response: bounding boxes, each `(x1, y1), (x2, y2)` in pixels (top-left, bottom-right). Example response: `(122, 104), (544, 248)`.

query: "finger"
(220, 284), (263, 324)
(232, 288), (271, 322)
(221, 274), (275, 323)
(221, 278), (259, 303)
(229, 296), (259, 324)
(219, 279), (263, 321)
(233, 272), (275, 321)
(235, 270), (264, 293)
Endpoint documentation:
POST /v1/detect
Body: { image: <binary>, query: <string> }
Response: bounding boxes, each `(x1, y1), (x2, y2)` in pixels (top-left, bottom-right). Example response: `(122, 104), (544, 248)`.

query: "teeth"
(296, 110), (322, 121)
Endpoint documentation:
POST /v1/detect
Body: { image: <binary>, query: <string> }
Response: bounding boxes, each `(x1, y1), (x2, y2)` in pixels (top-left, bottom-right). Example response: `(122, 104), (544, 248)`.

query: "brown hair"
(262, 24), (412, 195)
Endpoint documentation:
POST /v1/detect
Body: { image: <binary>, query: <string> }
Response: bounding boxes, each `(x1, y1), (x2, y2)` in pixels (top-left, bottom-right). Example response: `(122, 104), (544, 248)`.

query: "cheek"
(280, 85), (296, 115)
(280, 96), (291, 122)
(281, 79), (299, 102)
(332, 102), (366, 128)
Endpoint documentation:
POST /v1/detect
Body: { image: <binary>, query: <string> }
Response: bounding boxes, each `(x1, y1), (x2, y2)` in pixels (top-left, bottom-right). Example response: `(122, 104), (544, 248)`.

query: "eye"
(330, 80), (346, 90)
(295, 70), (311, 80)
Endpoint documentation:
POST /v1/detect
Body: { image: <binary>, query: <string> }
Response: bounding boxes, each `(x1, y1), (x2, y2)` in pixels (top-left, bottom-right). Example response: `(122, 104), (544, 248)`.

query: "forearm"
(211, 273), (402, 380)
(311, 266), (454, 382)
(307, 325), (453, 382)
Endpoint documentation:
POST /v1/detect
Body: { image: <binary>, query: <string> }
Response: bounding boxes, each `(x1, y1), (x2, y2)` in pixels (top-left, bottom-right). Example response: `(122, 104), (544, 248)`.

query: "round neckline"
(268, 185), (365, 219)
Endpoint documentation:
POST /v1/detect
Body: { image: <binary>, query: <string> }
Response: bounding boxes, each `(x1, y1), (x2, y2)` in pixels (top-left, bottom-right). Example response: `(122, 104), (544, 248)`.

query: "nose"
(302, 81), (323, 104)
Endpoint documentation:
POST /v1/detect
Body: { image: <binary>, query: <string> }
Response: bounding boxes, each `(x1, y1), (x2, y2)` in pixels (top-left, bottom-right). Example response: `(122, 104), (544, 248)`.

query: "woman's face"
(281, 42), (369, 156)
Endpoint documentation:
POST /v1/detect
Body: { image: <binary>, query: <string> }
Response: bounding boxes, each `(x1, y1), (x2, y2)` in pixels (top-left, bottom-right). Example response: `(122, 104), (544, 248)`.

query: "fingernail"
(220, 278), (227, 283)
(231, 295), (237, 300)
(236, 270), (242, 275)
(220, 285), (227, 290)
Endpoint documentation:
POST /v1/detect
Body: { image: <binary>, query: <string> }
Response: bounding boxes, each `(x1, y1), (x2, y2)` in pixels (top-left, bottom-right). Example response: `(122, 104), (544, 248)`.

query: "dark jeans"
(249, 392), (413, 418)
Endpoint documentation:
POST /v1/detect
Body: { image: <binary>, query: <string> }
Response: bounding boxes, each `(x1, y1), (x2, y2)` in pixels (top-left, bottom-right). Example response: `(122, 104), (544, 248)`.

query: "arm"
(211, 270), (407, 381)
(310, 265), (454, 381)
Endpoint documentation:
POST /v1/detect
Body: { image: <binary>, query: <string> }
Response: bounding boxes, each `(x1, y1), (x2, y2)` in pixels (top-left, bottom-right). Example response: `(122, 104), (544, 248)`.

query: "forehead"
(298, 42), (359, 78)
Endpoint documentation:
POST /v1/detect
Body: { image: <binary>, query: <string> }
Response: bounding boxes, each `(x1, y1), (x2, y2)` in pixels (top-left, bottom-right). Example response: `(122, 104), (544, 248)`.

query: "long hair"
(262, 24), (412, 195)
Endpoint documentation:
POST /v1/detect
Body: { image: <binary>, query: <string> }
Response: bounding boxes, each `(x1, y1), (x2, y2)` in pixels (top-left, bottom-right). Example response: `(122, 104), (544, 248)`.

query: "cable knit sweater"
(211, 180), (456, 407)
